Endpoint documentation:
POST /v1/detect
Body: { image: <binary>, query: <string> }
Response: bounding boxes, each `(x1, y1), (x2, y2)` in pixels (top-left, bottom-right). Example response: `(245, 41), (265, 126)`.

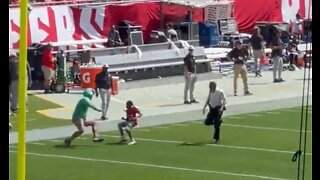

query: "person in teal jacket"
(64, 89), (104, 146)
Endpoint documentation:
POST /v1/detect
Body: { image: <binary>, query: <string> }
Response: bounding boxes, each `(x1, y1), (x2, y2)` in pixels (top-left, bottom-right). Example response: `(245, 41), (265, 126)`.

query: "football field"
(9, 107), (312, 180)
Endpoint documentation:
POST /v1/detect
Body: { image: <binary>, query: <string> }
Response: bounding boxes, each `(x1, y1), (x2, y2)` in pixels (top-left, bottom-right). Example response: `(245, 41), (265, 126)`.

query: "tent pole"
(160, 2), (164, 29)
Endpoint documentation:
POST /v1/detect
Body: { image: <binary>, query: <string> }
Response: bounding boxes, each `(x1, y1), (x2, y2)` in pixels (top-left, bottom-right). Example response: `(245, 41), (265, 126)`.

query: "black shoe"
(190, 99), (199, 103)
(100, 116), (108, 120)
(184, 101), (191, 104)
(64, 139), (71, 147)
(244, 91), (253, 96)
(273, 79), (280, 83)
(255, 72), (262, 77)
(278, 78), (285, 82)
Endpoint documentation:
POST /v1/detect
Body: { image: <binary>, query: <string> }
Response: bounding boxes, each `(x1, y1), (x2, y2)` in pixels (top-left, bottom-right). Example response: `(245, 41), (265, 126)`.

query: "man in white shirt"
(202, 81), (227, 144)
(292, 13), (303, 41)
(166, 23), (178, 41)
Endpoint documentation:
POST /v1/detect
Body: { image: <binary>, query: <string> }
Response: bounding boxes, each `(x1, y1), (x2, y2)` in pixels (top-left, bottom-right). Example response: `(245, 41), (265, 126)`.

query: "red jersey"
(42, 49), (55, 70)
(125, 106), (140, 125)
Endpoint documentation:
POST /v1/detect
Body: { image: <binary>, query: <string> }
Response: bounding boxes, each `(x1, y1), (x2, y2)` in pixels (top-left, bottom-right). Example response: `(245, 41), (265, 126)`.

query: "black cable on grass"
(292, 2), (312, 179)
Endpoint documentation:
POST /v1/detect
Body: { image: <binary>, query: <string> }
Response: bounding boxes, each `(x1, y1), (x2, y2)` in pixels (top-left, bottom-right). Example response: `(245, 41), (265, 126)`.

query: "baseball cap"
(103, 64), (109, 68)
(9, 51), (17, 58)
(189, 46), (194, 50)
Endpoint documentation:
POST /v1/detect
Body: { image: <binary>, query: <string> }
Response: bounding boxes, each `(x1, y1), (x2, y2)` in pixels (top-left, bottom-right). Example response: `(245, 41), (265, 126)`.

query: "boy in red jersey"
(118, 100), (142, 145)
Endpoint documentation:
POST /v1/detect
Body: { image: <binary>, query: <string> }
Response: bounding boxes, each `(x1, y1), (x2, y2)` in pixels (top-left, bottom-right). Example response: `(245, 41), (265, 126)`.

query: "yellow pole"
(17, 0), (28, 179)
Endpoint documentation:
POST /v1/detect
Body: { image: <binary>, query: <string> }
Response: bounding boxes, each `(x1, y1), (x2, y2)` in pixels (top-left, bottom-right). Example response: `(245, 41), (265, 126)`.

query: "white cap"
(189, 45), (194, 50)
(103, 64), (109, 68)
(9, 51), (17, 57)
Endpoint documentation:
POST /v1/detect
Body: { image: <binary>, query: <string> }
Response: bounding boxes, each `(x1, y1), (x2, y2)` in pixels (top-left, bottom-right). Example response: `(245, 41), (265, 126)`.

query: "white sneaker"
(128, 139), (136, 145)
(9, 123), (13, 130)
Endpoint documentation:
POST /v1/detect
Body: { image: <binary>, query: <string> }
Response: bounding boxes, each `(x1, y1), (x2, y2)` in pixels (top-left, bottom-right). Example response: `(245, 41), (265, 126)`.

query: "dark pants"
(204, 105), (224, 140)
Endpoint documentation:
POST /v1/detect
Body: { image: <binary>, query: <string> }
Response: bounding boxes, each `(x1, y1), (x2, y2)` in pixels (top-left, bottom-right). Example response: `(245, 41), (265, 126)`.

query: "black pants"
(204, 105), (223, 140)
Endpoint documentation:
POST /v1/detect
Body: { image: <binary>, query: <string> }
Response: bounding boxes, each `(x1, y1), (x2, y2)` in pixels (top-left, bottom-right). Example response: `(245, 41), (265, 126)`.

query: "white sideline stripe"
(171, 124), (189, 127)
(281, 110), (300, 112)
(101, 135), (312, 156)
(111, 97), (126, 104)
(9, 150), (290, 180)
(78, 137), (89, 140)
(154, 126), (170, 129)
(28, 142), (46, 146)
(136, 129), (151, 132)
(9, 145), (17, 148)
(190, 121), (202, 124)
(48, 140), (61, 142)
(245, 114), (263, 117)
(227, 116), (244, 119)
(222, 124), (312, 133)
(264, 112), (280, 115)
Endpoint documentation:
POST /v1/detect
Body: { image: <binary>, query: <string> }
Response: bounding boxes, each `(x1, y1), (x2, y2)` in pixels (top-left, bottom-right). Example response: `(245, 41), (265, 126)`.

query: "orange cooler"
(111, 76), (120, 95)
(79, 66), (103, 89)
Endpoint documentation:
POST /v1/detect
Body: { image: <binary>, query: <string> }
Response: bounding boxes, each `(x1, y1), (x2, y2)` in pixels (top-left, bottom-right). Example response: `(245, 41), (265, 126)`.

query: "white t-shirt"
(293, 18), (303, 34)
(207, 88), (227, 108)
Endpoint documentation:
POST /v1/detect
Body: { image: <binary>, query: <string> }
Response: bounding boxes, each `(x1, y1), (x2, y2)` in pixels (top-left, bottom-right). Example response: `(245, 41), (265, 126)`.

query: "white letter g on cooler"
(82, 72), (90, 84)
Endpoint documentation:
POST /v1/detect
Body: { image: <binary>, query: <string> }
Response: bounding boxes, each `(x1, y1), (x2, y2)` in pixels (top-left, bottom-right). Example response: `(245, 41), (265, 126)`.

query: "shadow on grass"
(178, 141), (210, 146)
(53, 144), (98, 149)
(105, 142), (127, 146)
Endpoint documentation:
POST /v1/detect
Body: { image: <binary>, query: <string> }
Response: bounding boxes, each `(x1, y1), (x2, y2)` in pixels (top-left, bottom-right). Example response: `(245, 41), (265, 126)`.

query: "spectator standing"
(41, 43), (56, 93)
(9, 52), (32, 114)
(292, 13), (304, 41)
(227, 41), (252, 96)
(271, 31), (285, 83)
(95, 64), (113, 120)
(183, 46), (199, 104)
(249, 28), (265, 77)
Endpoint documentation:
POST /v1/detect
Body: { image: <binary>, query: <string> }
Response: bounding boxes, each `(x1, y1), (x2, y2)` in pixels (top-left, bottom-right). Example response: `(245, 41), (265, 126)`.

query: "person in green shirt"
(64, 89), (104, 146)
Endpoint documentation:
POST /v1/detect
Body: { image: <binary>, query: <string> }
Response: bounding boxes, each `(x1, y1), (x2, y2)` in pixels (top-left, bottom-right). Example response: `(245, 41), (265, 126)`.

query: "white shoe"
(128, 139), (136, 145)
(9, 123), (13, 130)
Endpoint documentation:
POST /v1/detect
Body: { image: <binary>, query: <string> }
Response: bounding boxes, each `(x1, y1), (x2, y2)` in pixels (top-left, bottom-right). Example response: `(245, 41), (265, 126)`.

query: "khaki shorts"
(41, 66), (55, 80)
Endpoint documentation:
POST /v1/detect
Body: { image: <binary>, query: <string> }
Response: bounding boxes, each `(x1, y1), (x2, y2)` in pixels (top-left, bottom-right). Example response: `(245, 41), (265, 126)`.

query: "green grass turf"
(9, 107), (312, 180)
(9, 94), (70, 131)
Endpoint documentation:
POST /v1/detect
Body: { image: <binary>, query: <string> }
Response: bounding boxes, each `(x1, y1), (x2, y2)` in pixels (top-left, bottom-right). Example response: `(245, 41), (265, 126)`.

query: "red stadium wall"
(9, 0), (312, 49)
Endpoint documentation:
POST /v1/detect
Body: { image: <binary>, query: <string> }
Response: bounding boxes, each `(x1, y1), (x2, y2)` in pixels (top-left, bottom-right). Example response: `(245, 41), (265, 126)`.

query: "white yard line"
(227, 116), (244, 119)
(222, 124), (312, 133)
(281, 110), (300, 113)
(28, 142), (46, 146)
(153, 126), (170, 129)
(245, 114), (263, 117)
(48, 140), (61, 142)
(170, 124), (189, 127)
(9, 150), (291, 180)
(189, 121), (202, 124)
(77, 137), (89, 140)
(101, 135), (312, 156)
(264, 112), (280, 115)
(135, 128), (151, 132)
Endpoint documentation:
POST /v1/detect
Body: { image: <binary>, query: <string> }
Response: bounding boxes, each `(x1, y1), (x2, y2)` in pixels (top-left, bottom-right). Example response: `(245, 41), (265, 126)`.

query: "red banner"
(9, 0), (312, 49)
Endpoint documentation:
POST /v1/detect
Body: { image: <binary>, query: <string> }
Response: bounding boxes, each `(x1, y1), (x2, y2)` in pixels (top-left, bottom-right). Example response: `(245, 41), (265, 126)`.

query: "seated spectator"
(166, 23), (178, 42)
(107, 25), (123, 47)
